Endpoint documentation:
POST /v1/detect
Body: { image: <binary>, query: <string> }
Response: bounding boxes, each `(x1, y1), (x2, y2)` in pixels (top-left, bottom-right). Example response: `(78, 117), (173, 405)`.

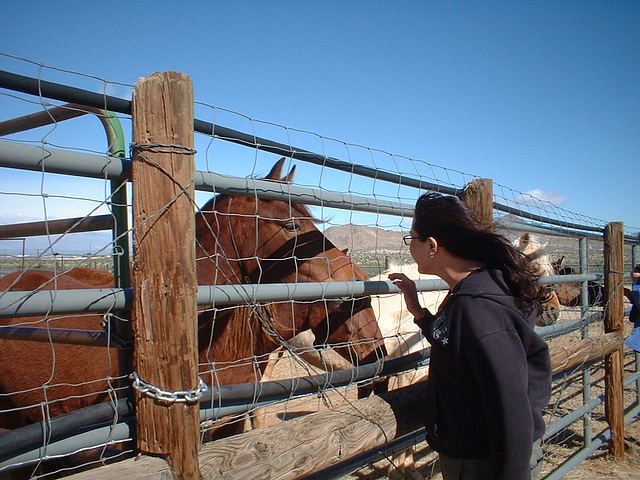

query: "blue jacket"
(415, 268), (551, 480)
(629, 280), (640, 327)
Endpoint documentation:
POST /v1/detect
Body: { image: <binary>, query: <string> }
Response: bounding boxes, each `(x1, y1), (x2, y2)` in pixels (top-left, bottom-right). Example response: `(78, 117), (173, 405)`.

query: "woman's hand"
(388, 272), (425, 320)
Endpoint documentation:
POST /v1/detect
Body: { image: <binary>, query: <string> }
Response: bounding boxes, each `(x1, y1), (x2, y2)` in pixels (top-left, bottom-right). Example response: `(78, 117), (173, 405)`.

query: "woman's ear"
(427, 237), (438, 255)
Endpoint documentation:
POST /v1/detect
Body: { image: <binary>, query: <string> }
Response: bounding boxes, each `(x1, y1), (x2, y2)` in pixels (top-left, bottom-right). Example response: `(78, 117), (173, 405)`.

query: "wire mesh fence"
(0, 53), (639, 478)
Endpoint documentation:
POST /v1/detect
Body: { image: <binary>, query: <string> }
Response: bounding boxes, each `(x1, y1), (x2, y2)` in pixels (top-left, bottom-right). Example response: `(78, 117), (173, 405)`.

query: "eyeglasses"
(403, 235), (421, 246)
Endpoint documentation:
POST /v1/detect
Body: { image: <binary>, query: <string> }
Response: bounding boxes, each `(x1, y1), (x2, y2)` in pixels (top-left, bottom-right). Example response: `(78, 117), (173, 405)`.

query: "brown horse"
(0, 159), (386, 437)
(551, 255), (604, 307)
(0, 267), (116, 430)
(194, 158), (386, 388)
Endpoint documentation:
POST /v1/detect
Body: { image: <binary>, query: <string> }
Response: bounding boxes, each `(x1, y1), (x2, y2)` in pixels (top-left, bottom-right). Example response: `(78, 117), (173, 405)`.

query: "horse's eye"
(284, 221), (301, 233)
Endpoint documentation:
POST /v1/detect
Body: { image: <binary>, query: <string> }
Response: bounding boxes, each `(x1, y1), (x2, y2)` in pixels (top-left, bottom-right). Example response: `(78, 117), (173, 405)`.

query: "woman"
(389, 193), (551, 480)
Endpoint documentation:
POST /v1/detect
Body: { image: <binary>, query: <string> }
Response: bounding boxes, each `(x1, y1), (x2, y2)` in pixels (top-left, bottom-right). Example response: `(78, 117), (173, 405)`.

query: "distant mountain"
(323, 221), (585, 272)
(324, 225), (405, 252)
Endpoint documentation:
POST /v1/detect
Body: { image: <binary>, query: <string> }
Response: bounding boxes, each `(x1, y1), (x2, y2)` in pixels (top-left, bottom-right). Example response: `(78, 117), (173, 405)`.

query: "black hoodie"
(415, 268), (551, 480)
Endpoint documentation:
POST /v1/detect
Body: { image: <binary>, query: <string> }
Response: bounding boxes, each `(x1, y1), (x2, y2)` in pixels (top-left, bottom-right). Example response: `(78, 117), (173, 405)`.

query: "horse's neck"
(197, 258), (238, 288)
(199, 305), (280, 368)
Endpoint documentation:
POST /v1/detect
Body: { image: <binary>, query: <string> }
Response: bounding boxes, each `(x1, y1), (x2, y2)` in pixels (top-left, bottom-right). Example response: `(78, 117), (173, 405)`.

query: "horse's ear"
(281, 164), (296, 184)
(519, 232), (530, 250)
(551, 256), (566, 274)
(266, 158), (286, 180)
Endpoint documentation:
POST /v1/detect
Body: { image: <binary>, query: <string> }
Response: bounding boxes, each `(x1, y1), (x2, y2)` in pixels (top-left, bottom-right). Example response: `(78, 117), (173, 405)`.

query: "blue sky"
(0, 1), (638, 254)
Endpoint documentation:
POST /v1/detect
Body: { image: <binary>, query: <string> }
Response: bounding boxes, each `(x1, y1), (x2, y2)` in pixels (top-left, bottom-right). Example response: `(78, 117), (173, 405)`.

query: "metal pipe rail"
(0, 274), (604, 318)
(497, 217), (604, 241)
(0, 140), (129, 180)
(200, 349), (430, 419)
(0, 349), (430, 469)
(0, 140), (413, 218)
(0, 278), (447, 317)
(4, 273), (606, 319)
(299, 427), (429, 480)
(2, 70), (627, 241)
(0, 214), (113, 239)
(3, 140), (634, 244)
(536, 310), (603, 341)
(538, 273), (602, 285)
(195, 169), (415, 217)
(0, 326), (110, 346)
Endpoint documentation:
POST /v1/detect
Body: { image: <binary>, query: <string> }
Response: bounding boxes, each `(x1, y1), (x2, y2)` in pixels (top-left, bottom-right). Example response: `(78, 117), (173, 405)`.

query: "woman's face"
(409, 225), (431, 274)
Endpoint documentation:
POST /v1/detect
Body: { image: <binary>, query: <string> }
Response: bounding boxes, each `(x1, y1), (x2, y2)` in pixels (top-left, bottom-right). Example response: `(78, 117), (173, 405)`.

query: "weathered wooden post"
(462, 178), (493, 228)
(603, 221), (625, 459)
(131, 71), (201, 479)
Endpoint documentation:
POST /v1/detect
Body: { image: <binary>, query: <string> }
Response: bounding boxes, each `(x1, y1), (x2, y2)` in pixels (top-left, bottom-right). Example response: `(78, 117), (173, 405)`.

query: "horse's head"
(515, 232), (553, 275)
(196, 158), (386, 366)
(514, 232), (561, 326)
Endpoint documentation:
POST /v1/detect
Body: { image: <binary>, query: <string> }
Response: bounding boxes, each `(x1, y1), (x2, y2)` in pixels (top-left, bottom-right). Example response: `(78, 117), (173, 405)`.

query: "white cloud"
(517, 189), (566, 207)
(103, 82), (133, 101)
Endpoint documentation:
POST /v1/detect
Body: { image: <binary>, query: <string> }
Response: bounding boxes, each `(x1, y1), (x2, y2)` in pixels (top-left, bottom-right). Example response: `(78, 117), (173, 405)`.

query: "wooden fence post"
(603, 221), (625, 459)
(462, 178), (493, 228)
(131, 71), (201, 479)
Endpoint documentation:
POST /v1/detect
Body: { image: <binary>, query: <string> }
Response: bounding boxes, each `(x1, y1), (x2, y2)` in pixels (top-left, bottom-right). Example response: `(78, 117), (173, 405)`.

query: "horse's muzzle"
(333, 296), (372, 315)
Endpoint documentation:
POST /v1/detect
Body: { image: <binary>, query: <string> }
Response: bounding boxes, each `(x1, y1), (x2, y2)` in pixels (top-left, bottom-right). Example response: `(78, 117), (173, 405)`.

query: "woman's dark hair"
(413, 192), (542, 313)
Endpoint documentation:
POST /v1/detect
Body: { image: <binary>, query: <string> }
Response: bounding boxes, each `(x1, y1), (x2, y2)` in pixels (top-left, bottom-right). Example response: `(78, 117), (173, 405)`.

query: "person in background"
(389, 192), (552, 480)
(624, 264), (640, 352)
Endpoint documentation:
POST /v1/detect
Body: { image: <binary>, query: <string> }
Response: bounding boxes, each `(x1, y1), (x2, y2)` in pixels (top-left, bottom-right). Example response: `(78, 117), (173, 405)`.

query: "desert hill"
(323, 224), (405, 252)
(323, 221), (587, 270)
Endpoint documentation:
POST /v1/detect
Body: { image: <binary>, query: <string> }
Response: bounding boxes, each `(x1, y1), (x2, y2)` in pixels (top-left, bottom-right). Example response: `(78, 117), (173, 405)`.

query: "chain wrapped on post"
(129, 372), (209, 404)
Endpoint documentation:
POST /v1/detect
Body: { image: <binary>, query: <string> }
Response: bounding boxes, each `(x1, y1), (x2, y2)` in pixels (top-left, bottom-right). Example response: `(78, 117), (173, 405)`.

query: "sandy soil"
(338, 416), (640, 480)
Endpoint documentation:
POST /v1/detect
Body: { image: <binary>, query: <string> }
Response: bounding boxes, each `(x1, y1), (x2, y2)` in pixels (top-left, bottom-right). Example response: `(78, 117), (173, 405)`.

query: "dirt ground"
(561, 416), (640, 480)
(339, 415), (640, 479)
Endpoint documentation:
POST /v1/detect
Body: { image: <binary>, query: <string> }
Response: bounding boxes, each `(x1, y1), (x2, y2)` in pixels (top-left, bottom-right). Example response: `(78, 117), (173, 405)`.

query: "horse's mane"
(200, 191), (316, 222)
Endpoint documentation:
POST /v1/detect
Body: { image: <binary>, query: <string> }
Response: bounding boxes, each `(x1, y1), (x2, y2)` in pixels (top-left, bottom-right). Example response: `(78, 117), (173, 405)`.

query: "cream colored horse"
(513, 232), (562, 325)
(370, 263), (443, 359)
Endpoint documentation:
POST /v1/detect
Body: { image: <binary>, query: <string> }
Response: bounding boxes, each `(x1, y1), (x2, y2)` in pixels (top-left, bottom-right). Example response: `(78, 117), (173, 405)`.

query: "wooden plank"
(549, 332), (622, 373)
(66, 382), (426, 480)
(603, 221), (625, 458)
(199, 394), (397, 478)
(66, 455), (174, 480)
(131, 71), (200, 479)
(196, 384), (425, 479)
